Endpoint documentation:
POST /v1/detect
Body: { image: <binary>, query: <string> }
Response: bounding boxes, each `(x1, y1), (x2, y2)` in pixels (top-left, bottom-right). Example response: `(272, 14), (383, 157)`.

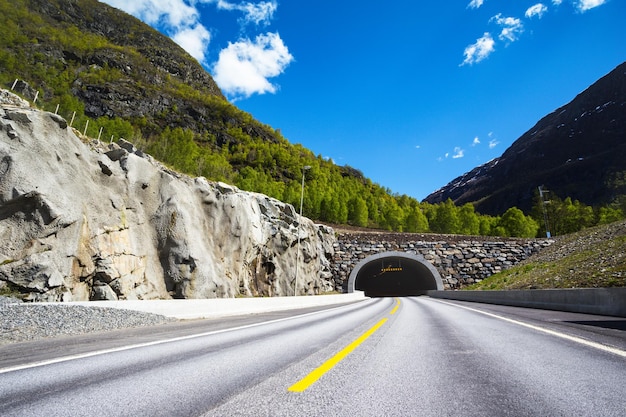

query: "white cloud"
(489, 139), (499, 149)
(461, 32), (495, 65)
(213, 32), (294, 99)
(576, 0), (606, 12)
(467, 0), (485, 9)
(415, 145), (421, 149)
(215, 1), (277, 26)
(452, 147), (465, 159)
(525, 4), (548, 19)
(491, 14), (524, 43)
(102, 0), (209, 63)
(472, 136), (481, 146)
(552, 0), (563, 5)
(101, 0), (292, 99)
(103, 0), (198, 28)
(172, 24), (212, 63)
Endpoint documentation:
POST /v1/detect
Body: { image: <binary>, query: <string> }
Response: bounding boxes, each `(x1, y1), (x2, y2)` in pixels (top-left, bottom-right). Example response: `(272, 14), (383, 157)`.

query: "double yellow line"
(288, 298), (401, 392)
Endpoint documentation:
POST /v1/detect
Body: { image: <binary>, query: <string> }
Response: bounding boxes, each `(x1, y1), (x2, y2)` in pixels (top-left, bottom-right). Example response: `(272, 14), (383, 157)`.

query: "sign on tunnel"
(347, 251), (444, 297)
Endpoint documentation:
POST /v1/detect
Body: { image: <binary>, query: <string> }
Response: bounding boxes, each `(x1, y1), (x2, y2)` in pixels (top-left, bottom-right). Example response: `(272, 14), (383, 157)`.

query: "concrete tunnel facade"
(347, 251), (444, 297)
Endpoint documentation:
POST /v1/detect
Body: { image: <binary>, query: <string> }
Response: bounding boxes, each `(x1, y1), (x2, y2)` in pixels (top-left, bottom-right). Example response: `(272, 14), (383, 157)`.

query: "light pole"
(294, 165), (311, 296)
(538, 185), (551, 238)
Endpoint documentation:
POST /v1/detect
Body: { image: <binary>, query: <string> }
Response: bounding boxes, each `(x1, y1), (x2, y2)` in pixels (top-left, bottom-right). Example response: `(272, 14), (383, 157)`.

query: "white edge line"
(433, 299), (626, 359)
(0, 301), (369, 375)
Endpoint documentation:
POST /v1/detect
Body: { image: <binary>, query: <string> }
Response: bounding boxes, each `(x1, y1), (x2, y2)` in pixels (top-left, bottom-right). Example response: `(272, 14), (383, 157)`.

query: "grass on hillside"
(465, 220), (626, 290)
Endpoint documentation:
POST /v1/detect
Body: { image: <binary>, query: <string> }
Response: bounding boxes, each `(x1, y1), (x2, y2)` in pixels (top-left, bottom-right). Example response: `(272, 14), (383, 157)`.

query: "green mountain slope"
(1, 0), (420, 228)
(466, 220), (626, 290)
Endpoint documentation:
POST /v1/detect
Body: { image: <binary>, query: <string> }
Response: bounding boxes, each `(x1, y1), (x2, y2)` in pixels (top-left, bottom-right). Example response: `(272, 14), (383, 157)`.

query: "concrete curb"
(64, 292), (367, 319)
(427, 288), (626, 317)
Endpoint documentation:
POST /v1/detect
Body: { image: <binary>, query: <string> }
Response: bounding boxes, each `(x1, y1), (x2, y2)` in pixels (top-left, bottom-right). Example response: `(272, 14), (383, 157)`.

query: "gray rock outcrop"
(0, 90), (335, 301)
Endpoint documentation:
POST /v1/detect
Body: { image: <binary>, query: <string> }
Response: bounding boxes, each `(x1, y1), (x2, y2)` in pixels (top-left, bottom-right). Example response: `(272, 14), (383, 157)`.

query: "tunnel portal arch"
(347, 251), (443, 297)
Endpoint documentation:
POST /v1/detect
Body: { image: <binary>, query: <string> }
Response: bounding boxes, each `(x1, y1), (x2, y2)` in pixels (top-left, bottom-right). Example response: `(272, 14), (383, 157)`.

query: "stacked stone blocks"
(331, 235), (553, 290)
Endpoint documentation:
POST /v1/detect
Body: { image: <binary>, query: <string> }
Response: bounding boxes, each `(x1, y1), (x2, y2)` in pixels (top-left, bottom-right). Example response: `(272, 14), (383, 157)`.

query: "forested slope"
(0, 0), (420, 230)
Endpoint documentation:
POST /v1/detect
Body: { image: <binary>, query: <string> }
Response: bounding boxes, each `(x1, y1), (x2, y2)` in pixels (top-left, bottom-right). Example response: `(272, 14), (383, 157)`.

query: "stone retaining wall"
(330, 234), (554, 290)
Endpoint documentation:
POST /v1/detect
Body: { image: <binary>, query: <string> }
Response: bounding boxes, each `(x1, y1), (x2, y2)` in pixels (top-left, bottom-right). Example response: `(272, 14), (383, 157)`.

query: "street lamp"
(294, 165), (311, 296)
(538, 185), (551, 238)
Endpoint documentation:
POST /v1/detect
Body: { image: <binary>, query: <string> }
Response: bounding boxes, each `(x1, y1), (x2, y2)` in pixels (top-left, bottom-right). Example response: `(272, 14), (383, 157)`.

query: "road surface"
(1, 297), (625, 416)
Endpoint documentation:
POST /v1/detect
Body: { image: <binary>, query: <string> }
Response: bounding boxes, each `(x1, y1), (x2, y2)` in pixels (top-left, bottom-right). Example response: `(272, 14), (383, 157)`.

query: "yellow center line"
(389, 298), (401, 315)
(288, 317), (388, 392)
(288, 299), (400, 393)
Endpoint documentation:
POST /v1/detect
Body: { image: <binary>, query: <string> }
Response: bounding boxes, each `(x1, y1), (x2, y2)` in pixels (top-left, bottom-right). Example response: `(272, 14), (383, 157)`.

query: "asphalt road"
(1, 297), (625, 416)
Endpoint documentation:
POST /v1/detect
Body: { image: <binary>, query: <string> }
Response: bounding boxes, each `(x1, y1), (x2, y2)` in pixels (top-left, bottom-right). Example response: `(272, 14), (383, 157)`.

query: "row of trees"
(139, 128), (624, 239)
(531, 194), (624, 237)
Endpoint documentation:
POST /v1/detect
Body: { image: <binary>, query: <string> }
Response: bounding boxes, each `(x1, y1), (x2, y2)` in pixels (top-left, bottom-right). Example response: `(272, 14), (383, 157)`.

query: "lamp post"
(538, 185), (551, 238)
(294, 165), (311, 296)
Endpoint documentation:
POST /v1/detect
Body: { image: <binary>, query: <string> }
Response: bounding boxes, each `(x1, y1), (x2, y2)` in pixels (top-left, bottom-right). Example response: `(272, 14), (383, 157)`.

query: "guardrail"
(427, 288), (626, 317)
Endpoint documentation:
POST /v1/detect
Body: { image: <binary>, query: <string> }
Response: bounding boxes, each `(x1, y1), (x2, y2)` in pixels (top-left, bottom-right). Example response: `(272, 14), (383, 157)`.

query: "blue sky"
(101, 0), (626, 200)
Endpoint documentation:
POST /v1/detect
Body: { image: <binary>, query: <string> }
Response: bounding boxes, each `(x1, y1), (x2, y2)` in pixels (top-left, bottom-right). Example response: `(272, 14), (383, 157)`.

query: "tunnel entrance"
(347, 251), (443, 297)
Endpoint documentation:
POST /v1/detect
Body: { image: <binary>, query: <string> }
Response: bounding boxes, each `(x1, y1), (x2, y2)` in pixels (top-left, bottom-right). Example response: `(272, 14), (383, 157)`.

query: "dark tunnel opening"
(350, 253), (443, 297)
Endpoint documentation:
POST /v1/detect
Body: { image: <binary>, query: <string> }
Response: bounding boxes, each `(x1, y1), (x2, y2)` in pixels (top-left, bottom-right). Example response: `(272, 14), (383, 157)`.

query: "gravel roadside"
(0, 296), (176, 345)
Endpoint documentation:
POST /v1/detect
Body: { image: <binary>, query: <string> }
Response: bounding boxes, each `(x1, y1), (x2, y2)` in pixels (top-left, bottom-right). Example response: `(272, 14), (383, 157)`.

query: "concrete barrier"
(427, 288), (626, 317)
(65, 292), (367, 319)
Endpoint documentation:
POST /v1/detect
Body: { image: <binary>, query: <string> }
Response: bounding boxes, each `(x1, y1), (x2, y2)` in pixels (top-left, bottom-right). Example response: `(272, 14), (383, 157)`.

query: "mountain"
(1, 0), (257, 139)
(424, 62), (626, 215)
(0, 0), (425, 231)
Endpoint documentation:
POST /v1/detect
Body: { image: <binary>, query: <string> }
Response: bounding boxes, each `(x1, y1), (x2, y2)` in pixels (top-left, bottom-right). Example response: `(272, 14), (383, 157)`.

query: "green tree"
(378, 196), (405, 231)
(498, 207), (539, 238)
(348, 196), (369, 227)
(479, 215), (499, 236)
(404, 205), (429, 233)
(597, 206), (624, 225)
(430, 199), (460, 234)
(458, 203), (480, 235)
(534, 194), (597, 236)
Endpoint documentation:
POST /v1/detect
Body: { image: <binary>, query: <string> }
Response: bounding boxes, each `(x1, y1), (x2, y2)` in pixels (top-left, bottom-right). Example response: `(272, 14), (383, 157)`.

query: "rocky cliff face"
(0, 90), (335, 301)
